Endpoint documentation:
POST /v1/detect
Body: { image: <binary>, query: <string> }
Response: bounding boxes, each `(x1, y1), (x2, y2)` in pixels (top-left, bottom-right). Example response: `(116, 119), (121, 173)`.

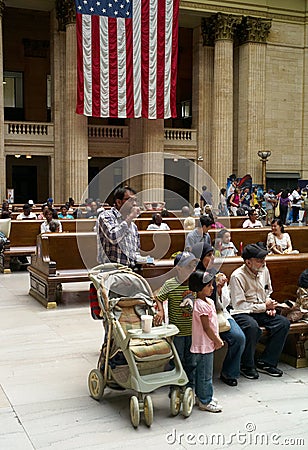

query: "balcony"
(4, 121), (54, 150)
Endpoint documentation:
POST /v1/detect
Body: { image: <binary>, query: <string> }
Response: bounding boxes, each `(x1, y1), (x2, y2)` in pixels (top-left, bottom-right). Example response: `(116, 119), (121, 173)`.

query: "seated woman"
(146, 213), (170, 230)
(267, 218), (299, 254)
(41, 208), (62, 233)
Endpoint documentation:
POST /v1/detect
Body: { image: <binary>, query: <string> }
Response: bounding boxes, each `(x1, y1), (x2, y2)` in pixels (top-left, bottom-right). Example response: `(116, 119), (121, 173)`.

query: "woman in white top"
(40, 208), (62, 233)
(267, 219), (298, 254)
(146, 213), (170, 231)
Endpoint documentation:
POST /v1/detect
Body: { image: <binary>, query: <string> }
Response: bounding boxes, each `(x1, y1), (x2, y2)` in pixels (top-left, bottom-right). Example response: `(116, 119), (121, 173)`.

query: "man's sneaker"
(199, 400), (222, 413)
(256, 362), (283, 377)
(240, 367), (259, 379)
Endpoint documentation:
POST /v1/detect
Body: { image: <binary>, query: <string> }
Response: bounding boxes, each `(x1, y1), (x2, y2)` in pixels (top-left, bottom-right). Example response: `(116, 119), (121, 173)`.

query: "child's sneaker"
(195, 396), (220, 407)
(198, 400), (222, 413)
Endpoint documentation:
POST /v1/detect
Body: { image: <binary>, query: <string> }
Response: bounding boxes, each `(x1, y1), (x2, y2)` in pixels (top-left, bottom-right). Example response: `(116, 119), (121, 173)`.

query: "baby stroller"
(88, 263), (194, 427)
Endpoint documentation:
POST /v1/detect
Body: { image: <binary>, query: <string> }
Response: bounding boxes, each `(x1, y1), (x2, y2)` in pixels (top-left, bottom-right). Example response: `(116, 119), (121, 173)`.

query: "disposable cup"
(141, 315), (153, 333)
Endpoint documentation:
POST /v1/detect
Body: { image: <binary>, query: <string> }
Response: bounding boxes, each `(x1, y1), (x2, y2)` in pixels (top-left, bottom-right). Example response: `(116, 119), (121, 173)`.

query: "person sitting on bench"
(229, 243), (290, 379)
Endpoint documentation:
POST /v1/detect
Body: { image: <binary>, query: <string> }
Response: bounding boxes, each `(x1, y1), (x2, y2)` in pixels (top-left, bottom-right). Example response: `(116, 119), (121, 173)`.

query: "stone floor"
(0, 272), (307, 450)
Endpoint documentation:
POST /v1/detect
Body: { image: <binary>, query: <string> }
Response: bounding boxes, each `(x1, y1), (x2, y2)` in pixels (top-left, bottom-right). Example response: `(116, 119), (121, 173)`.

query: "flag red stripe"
(125, 19), (134, 118)
(91, 15), (100, 117)
(170, 0), (179, 118)
(156, 0), (166, 119)
(76, 13), (84, 114)
(108, 18), (118, 117)
(141, 0), (149, 118)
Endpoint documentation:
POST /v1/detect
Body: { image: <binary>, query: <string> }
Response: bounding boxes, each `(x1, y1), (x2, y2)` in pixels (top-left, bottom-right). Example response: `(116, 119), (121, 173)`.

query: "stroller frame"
(87, 263), (194, 427)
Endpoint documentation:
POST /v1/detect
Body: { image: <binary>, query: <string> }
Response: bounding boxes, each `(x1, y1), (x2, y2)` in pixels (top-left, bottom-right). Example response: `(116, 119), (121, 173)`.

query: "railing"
(4, 121), (54, 142)
(88, 125), (129, 140)
(164, 128), (197, 147)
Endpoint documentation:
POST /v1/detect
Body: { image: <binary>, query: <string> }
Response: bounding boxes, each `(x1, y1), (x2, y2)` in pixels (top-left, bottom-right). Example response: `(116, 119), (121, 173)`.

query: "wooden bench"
(135, 215), (246, 230)
(0, 219), (96, 273)
(28, 231), (308, 367)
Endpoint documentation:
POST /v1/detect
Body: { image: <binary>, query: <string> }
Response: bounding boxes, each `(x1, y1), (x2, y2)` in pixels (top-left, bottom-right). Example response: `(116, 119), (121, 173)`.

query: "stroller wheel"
(130, 396), (140, 428)
(170, 388), (181, 416)
(88, 369), (105, 400)
(182, 387), (194, 418)
(143, 395), (153, 427)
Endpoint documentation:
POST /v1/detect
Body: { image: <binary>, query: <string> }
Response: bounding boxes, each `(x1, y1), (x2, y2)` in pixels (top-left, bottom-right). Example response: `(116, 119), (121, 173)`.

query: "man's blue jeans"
(194, 352), (214, 405)
(172, 335), (196, 389)
(220, 318), (246, 379)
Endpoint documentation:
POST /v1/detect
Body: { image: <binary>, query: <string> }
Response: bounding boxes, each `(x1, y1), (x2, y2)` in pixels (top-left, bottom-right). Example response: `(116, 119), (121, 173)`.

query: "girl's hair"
(271, 218), (284, 233)
(189, 270), (214, 292)
(217, 228), (230, 239)
(194, 202), (200, 208)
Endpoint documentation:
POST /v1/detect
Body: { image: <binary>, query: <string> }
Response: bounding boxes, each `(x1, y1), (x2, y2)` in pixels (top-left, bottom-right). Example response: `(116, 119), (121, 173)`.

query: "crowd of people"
(0, 184), (306, 415)
(94, 186), (306, 415)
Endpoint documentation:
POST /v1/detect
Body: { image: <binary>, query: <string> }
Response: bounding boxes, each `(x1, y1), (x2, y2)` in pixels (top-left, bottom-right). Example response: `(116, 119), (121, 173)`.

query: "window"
(3, 71), (24, 120)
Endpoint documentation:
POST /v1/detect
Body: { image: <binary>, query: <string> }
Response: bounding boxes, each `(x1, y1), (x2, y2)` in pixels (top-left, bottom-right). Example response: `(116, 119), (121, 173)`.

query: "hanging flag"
(75, 0), (179, 119)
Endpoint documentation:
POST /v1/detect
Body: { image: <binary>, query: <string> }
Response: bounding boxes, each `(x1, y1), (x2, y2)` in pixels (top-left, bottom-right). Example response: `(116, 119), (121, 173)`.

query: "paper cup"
(141, 315), (153, 333)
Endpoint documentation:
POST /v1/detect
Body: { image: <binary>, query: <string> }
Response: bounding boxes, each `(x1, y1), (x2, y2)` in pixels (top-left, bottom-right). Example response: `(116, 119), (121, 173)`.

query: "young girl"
(189, 270), (224, 412)
(193, 202), (202, 217)
(217, 229), (238, 257)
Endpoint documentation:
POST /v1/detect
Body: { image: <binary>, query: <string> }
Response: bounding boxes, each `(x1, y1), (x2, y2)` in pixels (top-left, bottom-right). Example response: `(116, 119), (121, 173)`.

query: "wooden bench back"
(7, 219), (97, 247)
(38, 232), (97, 271)
(138, 227), (308, 259)
(135, 215), (246, 230)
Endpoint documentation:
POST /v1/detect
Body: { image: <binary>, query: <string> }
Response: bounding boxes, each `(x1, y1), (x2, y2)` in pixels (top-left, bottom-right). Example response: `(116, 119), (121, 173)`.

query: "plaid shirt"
(97, 207), (140, 266)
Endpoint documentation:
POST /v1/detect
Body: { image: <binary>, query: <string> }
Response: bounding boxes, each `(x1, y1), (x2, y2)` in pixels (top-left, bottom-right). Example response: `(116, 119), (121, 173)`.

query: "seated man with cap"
(229, 243), (290, 379)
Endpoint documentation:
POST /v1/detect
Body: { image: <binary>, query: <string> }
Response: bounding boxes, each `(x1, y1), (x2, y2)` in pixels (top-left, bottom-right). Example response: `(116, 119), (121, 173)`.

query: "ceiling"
(5, 0), (55, 11)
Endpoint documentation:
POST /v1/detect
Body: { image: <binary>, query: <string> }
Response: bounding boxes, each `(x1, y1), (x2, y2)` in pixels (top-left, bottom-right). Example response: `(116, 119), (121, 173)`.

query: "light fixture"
(173, 158), (178, 162)
(14, 154), (21, 158)
(88, 156), (92, 160)
(26, 154), (32, 159)
(197, 155), (204, 162)
(257, 150), (271, 162)
(257, 150), (271, 191)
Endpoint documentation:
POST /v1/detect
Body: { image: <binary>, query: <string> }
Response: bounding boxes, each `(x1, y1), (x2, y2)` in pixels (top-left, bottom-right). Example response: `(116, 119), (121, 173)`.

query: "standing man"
(97, 186), (140, 267)
(185, 215), (213, 251)
(264, 189), (277, 225)
(229, 244), (290, 379)
(289, 186), (302, 223)
(200, 185), (213, 209)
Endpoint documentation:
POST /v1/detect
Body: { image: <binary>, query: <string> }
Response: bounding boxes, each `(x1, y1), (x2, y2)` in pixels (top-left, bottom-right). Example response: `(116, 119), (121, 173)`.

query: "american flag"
(75, 0), (179, 119)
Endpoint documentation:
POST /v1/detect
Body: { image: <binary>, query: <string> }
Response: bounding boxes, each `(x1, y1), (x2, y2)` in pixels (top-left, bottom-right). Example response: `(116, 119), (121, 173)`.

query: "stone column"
(303, 19), (308, 181)
(0, 1), (5, 201)
(52, 5), (66, 203)
(192, 21), (214, 192)
(141, 119), (164, 204)
(59, 0), (88, 203)
(237, 16), (271, 184)
(211, 13), (241, 190)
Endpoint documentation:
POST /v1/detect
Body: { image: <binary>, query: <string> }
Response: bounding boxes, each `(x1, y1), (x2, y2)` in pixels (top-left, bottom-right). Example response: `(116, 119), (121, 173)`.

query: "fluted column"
(59, 0), (88, 203)
(211, 13), (241, 189)
(237, 16), (271, 183)
(193, 21), (214, 175)
(0, 1), (5, 201)
(141, 119), (164, 203)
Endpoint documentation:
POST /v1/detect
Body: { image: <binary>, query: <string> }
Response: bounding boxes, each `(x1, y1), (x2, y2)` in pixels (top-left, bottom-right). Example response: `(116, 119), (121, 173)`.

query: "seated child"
(154, 252), (198, 389)
(217, 229), (238, 257)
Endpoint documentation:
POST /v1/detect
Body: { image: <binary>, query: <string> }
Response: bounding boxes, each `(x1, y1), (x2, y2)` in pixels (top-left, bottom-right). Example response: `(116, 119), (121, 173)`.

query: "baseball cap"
(242, 243), (268, 260)
(174, 252), (198, 267)
(28, 200), (34, 205)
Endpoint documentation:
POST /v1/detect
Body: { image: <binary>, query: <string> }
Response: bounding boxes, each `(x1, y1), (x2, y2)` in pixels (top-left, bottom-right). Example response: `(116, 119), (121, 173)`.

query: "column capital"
(56, 0), (76, 31)
(238, 16), (272, 44)
(201, 17), (214, 47)
(211, 13), (241, 41)
(0, 1), (5, 17)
